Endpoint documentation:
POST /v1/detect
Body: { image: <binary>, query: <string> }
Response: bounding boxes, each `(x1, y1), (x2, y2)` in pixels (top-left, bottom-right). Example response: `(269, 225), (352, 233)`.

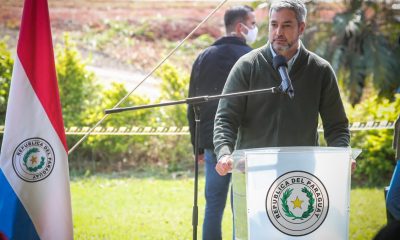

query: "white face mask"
(241, 24), (258, 44)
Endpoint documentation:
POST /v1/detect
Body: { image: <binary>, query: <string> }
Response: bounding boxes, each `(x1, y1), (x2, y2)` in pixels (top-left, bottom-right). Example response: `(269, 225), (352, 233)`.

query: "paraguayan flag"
(0, 0), (73, 239)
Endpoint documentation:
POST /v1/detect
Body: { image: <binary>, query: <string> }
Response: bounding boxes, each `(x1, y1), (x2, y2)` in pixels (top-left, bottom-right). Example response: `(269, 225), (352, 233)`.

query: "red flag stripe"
(16, 0), (68, 151)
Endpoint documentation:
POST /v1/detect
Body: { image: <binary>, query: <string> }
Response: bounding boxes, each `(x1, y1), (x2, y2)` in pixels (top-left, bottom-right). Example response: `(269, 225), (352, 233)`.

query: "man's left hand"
(351, 158), (356, 174)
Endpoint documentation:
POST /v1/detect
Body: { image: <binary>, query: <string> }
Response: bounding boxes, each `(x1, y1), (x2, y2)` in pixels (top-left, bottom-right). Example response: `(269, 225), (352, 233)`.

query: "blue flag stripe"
(0, 170), (40, 240)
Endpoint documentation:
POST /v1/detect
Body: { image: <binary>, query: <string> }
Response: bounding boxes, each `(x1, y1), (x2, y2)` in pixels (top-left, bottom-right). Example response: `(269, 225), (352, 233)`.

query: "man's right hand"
(197, 153), (204, 164)
(215, 155), (233, 176)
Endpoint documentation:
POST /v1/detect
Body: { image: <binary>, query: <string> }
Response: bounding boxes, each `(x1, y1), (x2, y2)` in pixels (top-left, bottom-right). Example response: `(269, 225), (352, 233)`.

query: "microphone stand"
(105, 86), (283, 240)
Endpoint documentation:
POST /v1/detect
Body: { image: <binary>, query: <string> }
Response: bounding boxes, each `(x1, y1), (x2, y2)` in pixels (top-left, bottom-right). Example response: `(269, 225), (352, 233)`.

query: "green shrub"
(155, 64), (192, 172)
(156, 63), (189, 126)
(56, 33), (101, 127)
(0, 37), (13, 148)
(54, 34), (105, 172)
(85, 82), (153, 127)
(0, 37), (13, 125)
(347, 94), (400, 186)
(69, 73), (192, 173)
(82, 82), (155, 169)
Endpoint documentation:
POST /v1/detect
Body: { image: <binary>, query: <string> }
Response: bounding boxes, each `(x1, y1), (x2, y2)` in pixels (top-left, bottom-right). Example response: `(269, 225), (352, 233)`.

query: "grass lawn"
(71, 174), (387, 239)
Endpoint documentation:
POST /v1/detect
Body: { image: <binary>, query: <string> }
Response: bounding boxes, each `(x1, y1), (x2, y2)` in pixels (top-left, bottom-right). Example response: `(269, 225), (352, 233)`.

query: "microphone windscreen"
(272, 55), (288, 70)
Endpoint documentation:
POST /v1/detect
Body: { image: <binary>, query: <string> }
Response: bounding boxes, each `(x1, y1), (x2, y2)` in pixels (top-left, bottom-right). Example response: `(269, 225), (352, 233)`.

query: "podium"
(231, 147), (361, 240)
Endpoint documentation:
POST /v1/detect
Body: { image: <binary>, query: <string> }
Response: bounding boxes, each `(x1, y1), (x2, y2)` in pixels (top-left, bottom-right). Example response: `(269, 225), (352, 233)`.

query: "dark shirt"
(187, 36), (252, 153)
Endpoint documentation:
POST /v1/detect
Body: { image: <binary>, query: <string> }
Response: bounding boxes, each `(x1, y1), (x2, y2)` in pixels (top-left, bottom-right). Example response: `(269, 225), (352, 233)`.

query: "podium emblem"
(265, 171), (329, 236)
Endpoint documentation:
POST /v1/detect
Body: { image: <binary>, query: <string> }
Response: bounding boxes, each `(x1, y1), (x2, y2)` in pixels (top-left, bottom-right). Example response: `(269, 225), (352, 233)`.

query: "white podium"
(231, 147), (361, 240)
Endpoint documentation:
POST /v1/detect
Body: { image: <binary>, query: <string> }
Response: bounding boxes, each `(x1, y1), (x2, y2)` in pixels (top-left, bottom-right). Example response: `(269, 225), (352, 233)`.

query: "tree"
(307, 0), (400, 105)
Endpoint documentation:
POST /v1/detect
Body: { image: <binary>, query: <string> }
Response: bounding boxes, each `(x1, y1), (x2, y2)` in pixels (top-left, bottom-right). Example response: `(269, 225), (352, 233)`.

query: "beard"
(272, 37), (299, 54)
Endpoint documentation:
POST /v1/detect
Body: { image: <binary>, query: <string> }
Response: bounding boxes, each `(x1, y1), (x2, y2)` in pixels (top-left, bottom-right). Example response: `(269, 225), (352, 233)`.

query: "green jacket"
(213, 43), (350, 160)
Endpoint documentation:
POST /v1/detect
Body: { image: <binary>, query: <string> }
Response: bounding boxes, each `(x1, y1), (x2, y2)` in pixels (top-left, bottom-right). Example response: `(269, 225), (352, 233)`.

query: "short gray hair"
(269, 0), (307, 23)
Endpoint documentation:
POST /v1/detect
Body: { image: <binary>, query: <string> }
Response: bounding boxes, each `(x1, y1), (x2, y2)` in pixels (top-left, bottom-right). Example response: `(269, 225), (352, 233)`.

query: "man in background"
(187, 5), (256, 240)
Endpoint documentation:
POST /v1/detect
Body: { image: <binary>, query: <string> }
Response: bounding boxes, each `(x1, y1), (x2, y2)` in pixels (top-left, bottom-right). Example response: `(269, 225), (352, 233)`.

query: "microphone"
(273, 55), (294, 99)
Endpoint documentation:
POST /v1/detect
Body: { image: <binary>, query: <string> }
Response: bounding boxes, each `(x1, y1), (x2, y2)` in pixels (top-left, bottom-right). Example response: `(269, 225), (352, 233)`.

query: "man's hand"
(197, 153), (204, 164)
(215, 155), (233, 176)
(351, 158), (356, 174)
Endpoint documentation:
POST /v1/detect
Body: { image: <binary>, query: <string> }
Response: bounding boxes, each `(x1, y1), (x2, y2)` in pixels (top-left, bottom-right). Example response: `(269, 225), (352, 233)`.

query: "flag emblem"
(12, 138), (55, 182)
(265, 171), (329, 236)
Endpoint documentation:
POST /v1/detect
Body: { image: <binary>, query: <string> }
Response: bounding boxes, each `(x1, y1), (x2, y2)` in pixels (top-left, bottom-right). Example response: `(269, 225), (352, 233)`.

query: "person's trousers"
(202, 149), (231, 240)
(387, 160), (400, 221)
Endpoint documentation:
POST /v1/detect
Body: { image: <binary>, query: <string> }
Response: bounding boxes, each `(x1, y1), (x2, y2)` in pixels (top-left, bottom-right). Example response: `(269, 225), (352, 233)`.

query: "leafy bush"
(82, 82), (155, 169)
(69, 63), (193, 173)
(51, 35), (194, 173)
(56, 33), (101, 127)
(0, 37), (13, 125)
(154, 64), (192, 172)
(347, 94), (400, 186)
(85, 82), (153, 127)
(156, 64), (189, 126)
(0, 37), (14, 148)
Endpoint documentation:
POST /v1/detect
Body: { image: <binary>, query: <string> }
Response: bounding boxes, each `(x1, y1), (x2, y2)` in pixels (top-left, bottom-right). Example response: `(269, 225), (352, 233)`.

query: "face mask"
(241, 24), (258, 44)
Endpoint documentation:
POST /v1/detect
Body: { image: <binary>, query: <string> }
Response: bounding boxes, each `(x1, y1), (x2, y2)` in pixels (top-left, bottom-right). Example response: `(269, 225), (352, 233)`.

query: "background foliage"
(304, 0), (400, 105)
(347, 94), (400, 185)
(0, 37), (13, 126)
(56, 34), (100, 127)
(52, 36), (193, 173)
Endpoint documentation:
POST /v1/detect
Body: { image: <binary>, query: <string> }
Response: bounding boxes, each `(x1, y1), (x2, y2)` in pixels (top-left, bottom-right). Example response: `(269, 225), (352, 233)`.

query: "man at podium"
(213, 0), (351, 176)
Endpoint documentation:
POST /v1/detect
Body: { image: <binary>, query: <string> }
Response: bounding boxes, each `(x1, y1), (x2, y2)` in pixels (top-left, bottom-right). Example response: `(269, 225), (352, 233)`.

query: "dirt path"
(86, 65), (161, 100)
(0, 0), (259, 99)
